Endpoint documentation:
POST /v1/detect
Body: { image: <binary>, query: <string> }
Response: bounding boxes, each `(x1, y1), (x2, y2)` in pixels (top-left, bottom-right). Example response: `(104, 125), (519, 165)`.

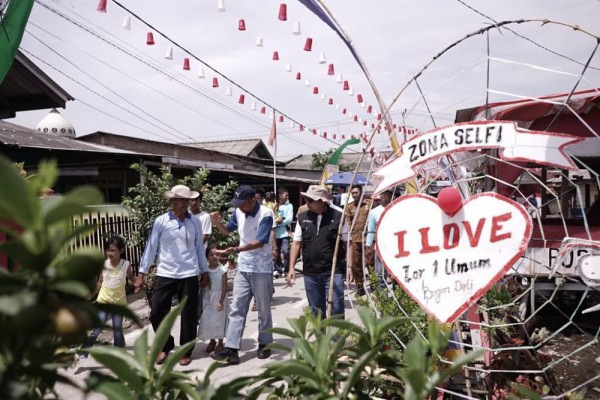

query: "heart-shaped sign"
(376, 192), (532, 323)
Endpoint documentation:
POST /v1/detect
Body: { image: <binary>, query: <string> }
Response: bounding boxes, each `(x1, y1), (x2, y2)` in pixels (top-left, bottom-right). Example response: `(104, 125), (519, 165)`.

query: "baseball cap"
(231, 185), (256, 207)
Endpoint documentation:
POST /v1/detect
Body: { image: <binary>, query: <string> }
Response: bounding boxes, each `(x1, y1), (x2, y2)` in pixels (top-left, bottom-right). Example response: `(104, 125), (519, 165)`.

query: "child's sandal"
(205, 341), (217, 353)
(214, 343), (224, 353)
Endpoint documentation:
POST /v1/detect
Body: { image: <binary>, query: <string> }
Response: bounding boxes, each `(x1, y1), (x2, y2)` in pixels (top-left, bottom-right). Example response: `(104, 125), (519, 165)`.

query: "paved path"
(56, 273), (361, 398)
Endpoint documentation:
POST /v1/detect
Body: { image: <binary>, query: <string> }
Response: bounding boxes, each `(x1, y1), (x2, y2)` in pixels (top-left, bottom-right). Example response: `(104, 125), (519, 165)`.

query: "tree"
(310, 150), (356, 172)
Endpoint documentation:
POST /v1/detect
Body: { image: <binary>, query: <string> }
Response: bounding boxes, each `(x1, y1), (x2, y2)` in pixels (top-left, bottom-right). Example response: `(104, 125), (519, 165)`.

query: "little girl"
(80, 235), (133, 358)
(198, 243), (229, 353)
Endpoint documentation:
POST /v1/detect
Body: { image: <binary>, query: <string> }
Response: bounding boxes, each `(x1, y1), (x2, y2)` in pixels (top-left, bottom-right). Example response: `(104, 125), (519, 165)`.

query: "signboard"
(376, 192), (532, 323)
(373, 120), (583, 195)
(517, 246), (593, 277)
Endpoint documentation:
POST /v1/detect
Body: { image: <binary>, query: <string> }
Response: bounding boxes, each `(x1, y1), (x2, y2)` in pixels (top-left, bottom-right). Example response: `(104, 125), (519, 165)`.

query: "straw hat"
(164, 185), (199, 199)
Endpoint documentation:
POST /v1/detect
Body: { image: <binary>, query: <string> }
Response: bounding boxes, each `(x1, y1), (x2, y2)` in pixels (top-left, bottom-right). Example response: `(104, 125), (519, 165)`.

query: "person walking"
(365, 189), (393, 289)
(189, 191), (212, 320)
(287, 185), (345, 319)
(79, 235), (133, 358)
(346, 185), (371, 296)
(189, 191), (212, 249)
(198, 243), (229, 354)
(273, 187), (293, 279)
(134, 184), (209, 366)
(209, 185), (276, 365)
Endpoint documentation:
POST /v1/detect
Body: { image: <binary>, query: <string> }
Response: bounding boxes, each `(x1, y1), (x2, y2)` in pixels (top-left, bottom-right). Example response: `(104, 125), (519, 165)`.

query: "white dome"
(35, 108), (76, 138)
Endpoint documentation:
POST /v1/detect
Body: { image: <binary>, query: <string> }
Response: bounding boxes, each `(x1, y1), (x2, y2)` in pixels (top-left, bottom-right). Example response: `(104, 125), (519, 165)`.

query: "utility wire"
(455, 0), (600, 71)
(33, 0), (334, 155)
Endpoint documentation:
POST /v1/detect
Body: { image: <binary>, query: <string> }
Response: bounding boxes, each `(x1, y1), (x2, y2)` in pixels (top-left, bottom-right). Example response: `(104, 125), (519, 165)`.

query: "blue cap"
(231, 185), (255, 207)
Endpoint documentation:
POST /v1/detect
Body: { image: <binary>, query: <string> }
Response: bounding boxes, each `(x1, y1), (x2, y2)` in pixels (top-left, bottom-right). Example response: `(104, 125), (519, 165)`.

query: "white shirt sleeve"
(293, 220), (302, 242)
(199, 212), (212, 235)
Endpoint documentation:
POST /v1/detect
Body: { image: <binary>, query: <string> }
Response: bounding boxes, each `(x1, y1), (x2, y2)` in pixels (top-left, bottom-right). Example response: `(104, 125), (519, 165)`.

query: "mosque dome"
(35, 108), (76, 138)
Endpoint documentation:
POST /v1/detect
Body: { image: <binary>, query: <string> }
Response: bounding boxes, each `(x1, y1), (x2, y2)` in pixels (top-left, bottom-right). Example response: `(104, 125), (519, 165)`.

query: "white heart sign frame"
(376, 192), (532, 323)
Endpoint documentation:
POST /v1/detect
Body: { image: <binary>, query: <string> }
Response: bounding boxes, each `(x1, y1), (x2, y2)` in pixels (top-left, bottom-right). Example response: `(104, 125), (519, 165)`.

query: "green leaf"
(43, 186), (103, 226)
(61, 222), (99, 247)
(85, 346), (145, 391)
(341, 347), (380, 398)
(268, 326), (298, 338)
(155, 340), (197, 389)
(357, 306), (377, 338)
(86, 371), (132, 399)
(54, 249), (104, 282)
(286, 315), (308, 338)
(50, 280), (90, 298)
(377, 316), (409, 335)
(0, 290), (37, 316)
(171, 380), (202, 400)
(291, 338), (316, 366)
(263, 342), (291, 353)
(133, 329), (149, 371)
(265, 360), (319, 382)
(0, 156), (34, 227)
(322, 319), (358, 332)
(149, 299), (187, 366)
(511, 384), (542, 400)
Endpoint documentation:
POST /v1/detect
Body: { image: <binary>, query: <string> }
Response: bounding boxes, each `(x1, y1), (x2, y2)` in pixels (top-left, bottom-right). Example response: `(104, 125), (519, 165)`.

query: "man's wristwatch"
(234, 247), (241, 254)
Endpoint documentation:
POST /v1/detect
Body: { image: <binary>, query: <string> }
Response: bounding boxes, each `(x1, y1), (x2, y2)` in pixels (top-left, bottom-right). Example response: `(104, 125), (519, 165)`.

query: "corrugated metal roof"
(188, 138), (271, 159)
(0, 120), (150, 155)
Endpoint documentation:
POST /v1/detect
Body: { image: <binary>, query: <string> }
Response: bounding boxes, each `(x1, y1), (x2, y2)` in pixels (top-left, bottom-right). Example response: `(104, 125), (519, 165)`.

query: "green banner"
(320, 138), (361, 184)
(0, 0), (35, 84)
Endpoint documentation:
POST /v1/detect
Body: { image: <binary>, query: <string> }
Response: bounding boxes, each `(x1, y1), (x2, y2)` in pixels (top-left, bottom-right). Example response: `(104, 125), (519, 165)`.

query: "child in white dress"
(198, 243), (229, 353)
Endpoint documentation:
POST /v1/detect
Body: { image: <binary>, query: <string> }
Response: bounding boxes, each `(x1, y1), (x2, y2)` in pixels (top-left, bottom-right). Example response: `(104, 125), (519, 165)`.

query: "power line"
(32, 0), (332, 154)
(455, 0), (600, 71)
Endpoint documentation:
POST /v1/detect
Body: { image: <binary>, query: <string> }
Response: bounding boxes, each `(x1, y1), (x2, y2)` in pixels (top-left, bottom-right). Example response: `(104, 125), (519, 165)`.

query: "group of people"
(82, 182), (395, 366)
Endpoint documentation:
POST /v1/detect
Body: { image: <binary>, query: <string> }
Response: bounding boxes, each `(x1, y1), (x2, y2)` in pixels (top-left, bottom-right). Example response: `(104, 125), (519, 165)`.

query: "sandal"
(214, 343), (225, 353)
(252, 302), (258, 311)
(205, 341), (217, 353)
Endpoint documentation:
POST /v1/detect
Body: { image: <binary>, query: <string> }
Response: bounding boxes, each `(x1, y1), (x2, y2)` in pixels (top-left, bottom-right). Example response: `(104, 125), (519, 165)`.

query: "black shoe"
(211, 347), (240, 365)
(257, 344), (271, 359)
(356, 288), (366, 297)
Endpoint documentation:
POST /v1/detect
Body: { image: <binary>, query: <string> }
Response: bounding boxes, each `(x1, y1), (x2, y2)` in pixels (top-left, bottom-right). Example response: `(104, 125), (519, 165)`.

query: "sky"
(10, 0), (600, 161)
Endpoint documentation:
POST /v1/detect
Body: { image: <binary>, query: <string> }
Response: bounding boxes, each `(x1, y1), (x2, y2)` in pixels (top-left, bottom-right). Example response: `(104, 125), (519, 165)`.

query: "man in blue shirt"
(134, 185), (209, 366)
(210, 185), (276, 365)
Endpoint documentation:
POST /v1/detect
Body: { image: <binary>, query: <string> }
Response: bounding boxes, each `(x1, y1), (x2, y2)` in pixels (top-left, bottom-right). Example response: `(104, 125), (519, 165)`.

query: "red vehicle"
(456, 88), (600, 312)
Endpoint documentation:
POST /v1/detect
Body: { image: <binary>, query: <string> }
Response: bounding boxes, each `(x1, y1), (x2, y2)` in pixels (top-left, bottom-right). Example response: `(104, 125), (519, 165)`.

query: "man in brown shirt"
(345, 185), (371, 296)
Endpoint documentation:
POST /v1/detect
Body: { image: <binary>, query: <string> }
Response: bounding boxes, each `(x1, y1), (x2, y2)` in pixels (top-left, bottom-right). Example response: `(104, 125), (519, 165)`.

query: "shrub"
(0, 156), (136, 399)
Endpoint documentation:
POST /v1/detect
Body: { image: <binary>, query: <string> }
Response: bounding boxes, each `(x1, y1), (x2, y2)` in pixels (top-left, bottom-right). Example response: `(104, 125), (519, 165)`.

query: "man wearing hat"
(287, 185), (345, 319)
(210, 185), (276, 365)
(134, 184), (209, 366)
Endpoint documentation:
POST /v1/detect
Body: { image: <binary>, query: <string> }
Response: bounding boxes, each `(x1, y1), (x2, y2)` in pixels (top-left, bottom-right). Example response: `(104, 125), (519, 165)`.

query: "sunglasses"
(303, 197), (315, 203)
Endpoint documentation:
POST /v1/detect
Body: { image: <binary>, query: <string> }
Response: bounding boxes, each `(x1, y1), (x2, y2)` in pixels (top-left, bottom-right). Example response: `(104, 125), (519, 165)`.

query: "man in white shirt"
(190, 191), (212, 249)
(210, 185), (276, 365)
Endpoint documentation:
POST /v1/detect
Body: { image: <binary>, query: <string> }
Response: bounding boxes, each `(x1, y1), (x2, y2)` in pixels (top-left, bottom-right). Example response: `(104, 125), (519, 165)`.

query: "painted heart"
(376, 192), (532, 323)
